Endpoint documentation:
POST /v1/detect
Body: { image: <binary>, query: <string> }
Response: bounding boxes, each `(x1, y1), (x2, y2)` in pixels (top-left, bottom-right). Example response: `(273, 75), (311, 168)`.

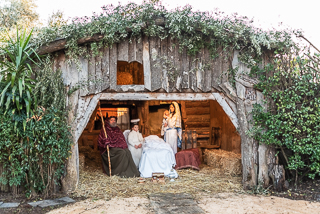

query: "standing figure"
(164, 102), (182, 154)
(128, 123), (144, 168)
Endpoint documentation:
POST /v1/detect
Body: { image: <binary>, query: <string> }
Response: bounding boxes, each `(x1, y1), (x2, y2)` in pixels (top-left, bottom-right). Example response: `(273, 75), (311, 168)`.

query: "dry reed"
(71, 159), (243, 200)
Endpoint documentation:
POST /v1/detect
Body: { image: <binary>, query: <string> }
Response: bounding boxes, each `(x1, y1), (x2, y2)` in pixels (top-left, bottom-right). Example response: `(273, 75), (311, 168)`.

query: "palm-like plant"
(0, 29), (40, 118)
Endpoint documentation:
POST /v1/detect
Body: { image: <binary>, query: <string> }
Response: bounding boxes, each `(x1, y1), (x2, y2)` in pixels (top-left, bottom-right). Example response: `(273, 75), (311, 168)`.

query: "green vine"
(32, 2), (300, 66)
(248, 48), (320, 187)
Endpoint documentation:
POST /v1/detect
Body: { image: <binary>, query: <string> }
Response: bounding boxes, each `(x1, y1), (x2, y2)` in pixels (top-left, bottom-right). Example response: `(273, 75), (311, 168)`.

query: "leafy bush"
(0, 107), (71, 197)
(250, 50), (320, 186)
(0, 30), (71, 197)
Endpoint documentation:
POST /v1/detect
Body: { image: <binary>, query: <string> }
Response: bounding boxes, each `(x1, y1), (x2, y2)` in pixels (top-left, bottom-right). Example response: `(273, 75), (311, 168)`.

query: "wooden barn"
(38, 27), (276, 192)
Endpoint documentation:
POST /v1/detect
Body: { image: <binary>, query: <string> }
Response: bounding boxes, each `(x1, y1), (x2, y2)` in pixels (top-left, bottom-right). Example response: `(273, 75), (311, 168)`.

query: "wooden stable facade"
(43, 34), (276, 192)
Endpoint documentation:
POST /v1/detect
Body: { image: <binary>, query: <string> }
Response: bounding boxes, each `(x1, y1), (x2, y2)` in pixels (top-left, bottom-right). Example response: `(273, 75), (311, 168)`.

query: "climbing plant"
(249, 49), (320, 187)
(32, 2), (300, 66)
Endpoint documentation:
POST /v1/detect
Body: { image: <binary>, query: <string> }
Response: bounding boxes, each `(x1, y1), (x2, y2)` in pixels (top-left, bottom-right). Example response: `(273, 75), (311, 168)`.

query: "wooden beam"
(100, 93), (216, 101)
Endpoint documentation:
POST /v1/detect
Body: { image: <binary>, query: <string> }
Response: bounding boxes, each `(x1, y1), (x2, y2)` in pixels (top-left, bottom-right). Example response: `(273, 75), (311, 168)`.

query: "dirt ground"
(43, 193), (320, 214)
(2, 162), (320, 213)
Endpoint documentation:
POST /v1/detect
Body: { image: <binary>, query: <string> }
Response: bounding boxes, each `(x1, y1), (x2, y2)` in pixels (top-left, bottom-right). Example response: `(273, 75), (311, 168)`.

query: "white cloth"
(165, 129), (178, 154)
(123, 130), (131, 144)
(128, 131), (144, 168)
(139, 135), (176, 178)
(161, 118), (168, 136)
(165, 114), (178, 154)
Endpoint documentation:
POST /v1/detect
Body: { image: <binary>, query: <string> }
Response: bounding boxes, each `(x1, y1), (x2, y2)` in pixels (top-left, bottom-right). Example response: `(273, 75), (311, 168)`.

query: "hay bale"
(204, 149), (242, 175)
(117, 72), (133, 85)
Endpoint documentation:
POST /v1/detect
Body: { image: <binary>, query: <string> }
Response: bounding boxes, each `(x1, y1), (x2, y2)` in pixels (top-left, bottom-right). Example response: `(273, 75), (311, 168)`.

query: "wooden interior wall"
(210, 100), (241, 154)
(78, 99), (241, 158)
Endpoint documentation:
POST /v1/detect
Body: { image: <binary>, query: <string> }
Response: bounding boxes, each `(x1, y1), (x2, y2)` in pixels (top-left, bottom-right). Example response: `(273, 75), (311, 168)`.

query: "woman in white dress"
(164, 102), (182, 154)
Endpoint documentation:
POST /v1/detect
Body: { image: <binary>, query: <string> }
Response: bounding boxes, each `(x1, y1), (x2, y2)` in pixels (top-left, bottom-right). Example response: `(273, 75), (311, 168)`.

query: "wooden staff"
(99, 102), (112, 177)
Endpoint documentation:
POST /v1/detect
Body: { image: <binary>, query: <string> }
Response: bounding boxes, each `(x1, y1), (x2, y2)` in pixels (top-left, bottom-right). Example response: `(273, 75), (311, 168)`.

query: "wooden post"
(181, 101), (187, 129)
(181, 130), (186, 150)
(192, 130), (197, 148)
(143, 101), (150, 136)
(186, 130), (193, 149)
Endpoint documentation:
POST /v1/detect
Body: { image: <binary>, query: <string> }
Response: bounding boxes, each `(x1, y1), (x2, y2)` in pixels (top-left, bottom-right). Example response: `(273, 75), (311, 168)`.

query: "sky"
(35, 0), (319, 48)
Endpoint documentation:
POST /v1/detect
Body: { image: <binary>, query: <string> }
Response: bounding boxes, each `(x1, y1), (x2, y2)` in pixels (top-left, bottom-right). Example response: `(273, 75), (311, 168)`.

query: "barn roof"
(35, 2), (299, 61)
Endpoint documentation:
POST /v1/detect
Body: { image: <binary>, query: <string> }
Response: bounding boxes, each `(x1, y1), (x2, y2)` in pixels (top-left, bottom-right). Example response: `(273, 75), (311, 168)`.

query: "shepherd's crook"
(99, 102), (112, 177)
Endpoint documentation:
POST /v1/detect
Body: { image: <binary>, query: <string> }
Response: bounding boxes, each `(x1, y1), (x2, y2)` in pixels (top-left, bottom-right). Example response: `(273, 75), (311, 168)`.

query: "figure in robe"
(128, 123), (144, 168)
(164, 102), (182, 154)
(161, 110), (170, 137)
(98, 116), (140, 177)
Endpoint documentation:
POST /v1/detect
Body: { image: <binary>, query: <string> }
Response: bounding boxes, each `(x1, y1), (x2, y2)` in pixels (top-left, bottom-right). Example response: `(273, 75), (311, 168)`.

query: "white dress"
(139, 135), (178, 178)
(165, 114), (178, 154)
(128, 131), (143, 168)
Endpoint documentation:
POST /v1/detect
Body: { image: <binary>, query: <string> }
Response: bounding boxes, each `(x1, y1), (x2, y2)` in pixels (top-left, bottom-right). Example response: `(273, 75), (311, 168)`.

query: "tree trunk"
(237, 98), (257, 189)
(269, 165), (285, 192)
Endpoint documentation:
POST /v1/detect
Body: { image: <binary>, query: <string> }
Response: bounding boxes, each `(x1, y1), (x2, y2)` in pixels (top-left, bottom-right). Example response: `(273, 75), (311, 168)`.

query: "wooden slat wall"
(56, 35), (231, 95)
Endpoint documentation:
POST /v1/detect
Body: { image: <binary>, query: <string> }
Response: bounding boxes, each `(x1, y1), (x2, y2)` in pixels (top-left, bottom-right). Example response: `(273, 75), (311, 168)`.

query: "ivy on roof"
(34, 2), (301, 65)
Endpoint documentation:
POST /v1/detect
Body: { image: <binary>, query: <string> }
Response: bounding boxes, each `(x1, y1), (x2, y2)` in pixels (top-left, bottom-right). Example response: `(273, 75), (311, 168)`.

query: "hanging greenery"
(249, 49), (320, 187)
(33, 2), (300, 66)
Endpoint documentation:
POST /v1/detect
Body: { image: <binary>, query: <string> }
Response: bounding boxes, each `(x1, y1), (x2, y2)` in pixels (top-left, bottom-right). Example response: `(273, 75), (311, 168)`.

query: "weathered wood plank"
(110, 43), (118, 91)
(187, 115), (210, 123)
(75, 94), (101, 143)
(95, 54), (102, 93)
(174, 39), (182, 91)
(160, 37), (169, 92)
(101, 46), (110, 91)
(150, 37), (162, 91)
(212, 49), (223, 90)
(181, 48), (189, 89)
(79, 56), (89, 96)
(212, 93), (238, 129)
(118, 38), (129, 61)
(189, 55), (197, 92)
(185, 101), (210, 108)
(143, 36), (151, 91)
(136, 37), (143, 64)
(186, 107), (210, 115)
(221, 51), (229, 84)
(203, 48), (212, 92)
(59, 53), (68, 86)
(167, 37), (175, 92)
(88, 54), (96, 94)
(128, 37), (135, 62)
(99, 92), (216, 101)
(196, 49), (204, 91)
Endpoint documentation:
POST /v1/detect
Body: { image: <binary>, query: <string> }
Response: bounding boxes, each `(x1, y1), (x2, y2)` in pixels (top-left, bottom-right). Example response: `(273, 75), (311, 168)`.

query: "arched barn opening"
(76, 93), (241, 180)
(38, 32), (276, 193)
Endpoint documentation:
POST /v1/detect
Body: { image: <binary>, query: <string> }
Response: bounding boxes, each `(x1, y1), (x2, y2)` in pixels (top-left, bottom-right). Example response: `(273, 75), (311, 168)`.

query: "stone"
(38, 200), (61, 208)
(0, 202), (20, 208)
(28, 201), (44, 207)
(28, 197), (75, 208)
(57, 197), (76, 203)
(149, 193), (204, 214)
